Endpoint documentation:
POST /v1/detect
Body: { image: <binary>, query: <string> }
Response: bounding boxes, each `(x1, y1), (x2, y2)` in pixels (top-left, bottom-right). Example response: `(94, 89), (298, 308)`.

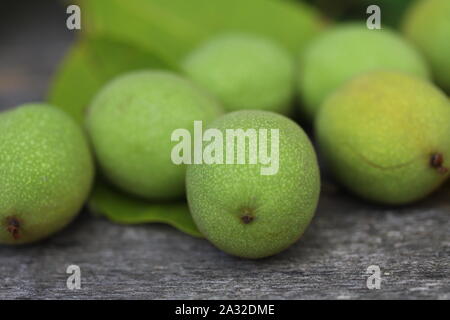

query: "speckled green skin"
(0, 104), (94, 244)
(316, 71), (450, 205)
(403, 0), (450, 93)
(186, 110), (320, 259)
(86, 71), (222, 200)
(298, 23), (430, 120)
(183, 34), (295, 114)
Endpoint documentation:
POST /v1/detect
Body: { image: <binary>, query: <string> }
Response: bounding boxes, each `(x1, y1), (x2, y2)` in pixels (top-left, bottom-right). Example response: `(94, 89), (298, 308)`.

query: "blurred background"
(0, 0), (425, 147)
(305, 0), (414, 26)
(0, 1), (73, 109)
(0, 0), (417, 110)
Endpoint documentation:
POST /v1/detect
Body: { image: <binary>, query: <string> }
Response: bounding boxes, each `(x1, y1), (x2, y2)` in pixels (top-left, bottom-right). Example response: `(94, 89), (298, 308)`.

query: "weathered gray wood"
(0, 1), (448, 300)
(0, 190), (449, 300)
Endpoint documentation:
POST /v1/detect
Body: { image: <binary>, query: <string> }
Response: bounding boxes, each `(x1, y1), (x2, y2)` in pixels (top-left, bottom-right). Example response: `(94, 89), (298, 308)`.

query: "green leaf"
(81, 0), (324, 62)
(48, 36), (178, 124)
(89, 181), (204, 238)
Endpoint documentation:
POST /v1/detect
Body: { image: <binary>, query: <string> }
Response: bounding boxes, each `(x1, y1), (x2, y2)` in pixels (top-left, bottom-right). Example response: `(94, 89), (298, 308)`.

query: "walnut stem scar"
(6, 217), (21, 240)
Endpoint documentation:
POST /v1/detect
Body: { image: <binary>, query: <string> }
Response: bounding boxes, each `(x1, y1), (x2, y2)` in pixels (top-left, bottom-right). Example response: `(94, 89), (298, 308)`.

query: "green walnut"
(0, 104), (94, 244)
(186, 110), (320, 259)
(316, 71), (450, 205)
(183, 33), (295, 114)
(403, 0), (450, 92)
(86, 70), (223, 200)
(298, 23), (430, 119)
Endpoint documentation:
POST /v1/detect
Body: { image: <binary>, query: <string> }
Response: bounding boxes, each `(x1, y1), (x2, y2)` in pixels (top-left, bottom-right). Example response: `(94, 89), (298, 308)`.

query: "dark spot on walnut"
(6, 217), (21, 240)
(430, 153), (448, 174)
(241, 215), (254, 224)
(238, 206), (256, 224)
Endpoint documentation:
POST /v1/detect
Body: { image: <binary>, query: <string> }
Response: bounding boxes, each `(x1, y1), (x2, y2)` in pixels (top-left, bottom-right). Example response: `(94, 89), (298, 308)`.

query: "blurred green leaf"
(90, 182), (204, 238)
(81, 0), (324, 61)
(48, 36), (177, 124)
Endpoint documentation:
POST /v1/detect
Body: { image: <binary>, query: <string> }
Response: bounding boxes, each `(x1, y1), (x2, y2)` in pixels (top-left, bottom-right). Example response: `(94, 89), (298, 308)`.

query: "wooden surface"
(0, 2), (449, 300)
